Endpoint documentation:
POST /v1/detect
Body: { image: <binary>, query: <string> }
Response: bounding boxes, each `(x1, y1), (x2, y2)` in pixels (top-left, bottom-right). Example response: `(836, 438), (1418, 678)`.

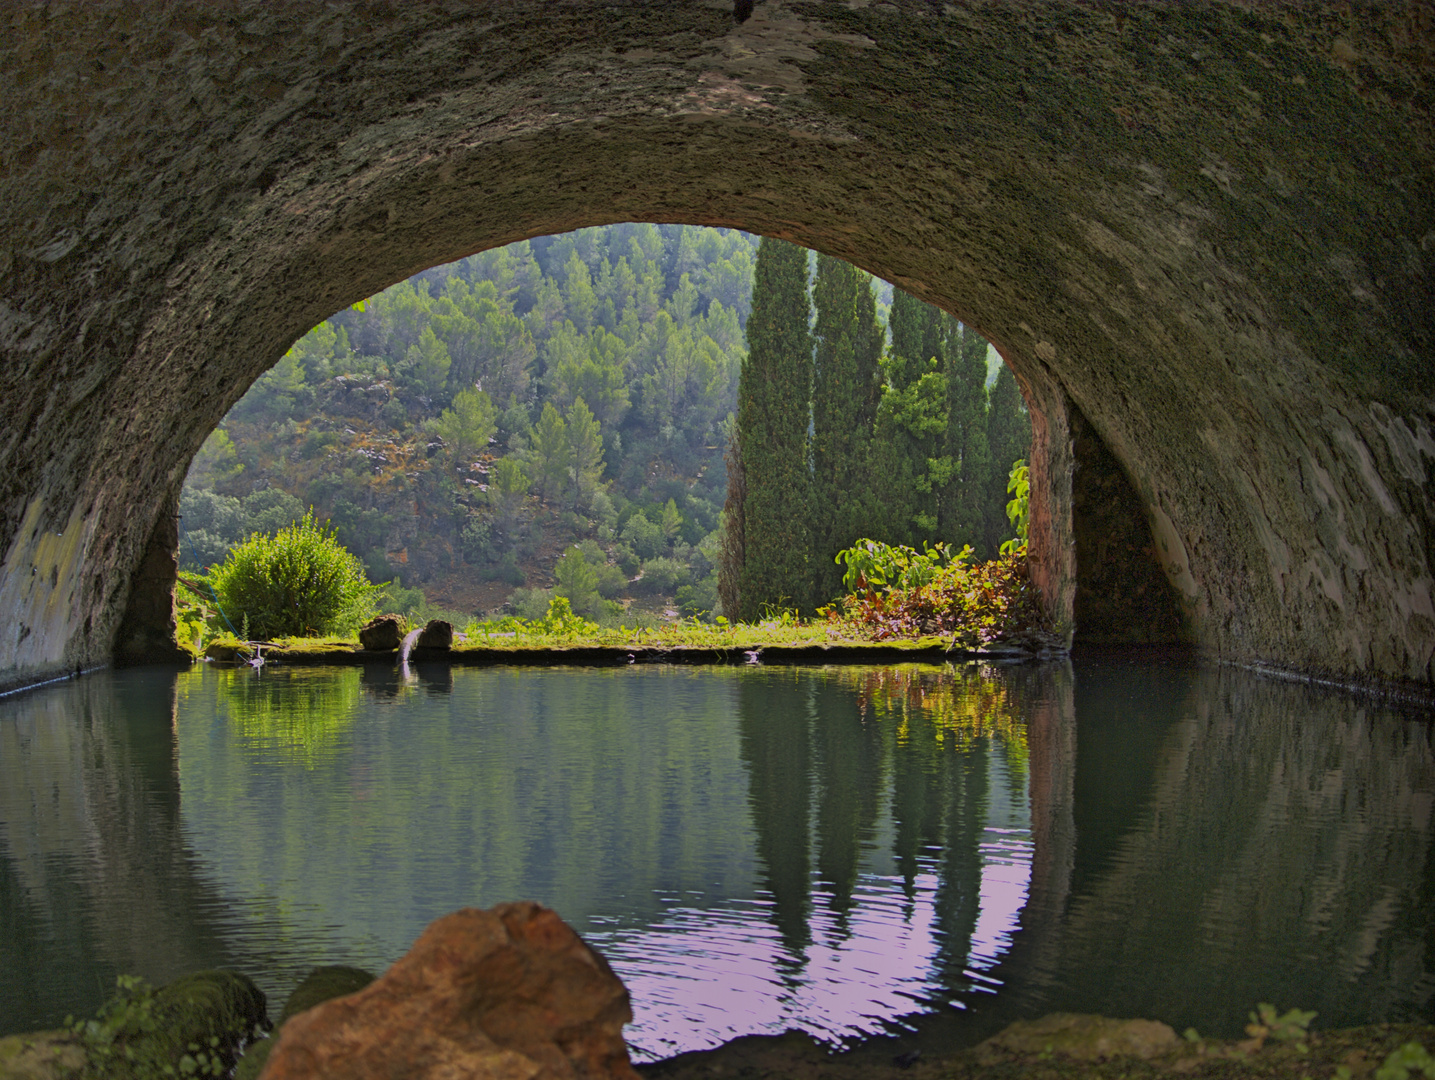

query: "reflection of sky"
(591, 753), (1034, 1063)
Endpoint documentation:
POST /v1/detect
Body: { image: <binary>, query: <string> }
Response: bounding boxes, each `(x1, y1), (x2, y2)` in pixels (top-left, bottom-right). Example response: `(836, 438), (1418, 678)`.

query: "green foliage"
(548, 323), (631, 426)
(65, 972), (265, 1080)
(244, 488), (306, 537)
(1373, 1042), (1435, 1080)
(211, 510), (379, 639)
(1000, 459), (1030, 556)
(637, 556), (690, 594)
(528, 401), (571, 501)
(985, 363), (1031, 552)
(488, 456), (529, 523)
(554, 545), (602, 616)
(735, 236), (814, 618)
(564, 396), (605, 508)
(1245, 1003), (1317, 1044)
(535, 594), (599, 637)
(825, 538), (1048, 646)
(834, 538), (965, 594)
(810, 253), (884, 604)
(620, 512), (665, 560)
(660, 497), (683, 540)
(435, 387), (497, 466)
(940, 319), (992, 553)
(186, 429), (243, 490)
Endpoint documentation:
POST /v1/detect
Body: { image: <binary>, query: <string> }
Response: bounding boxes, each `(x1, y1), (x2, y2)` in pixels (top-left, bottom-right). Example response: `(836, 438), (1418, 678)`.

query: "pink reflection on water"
(590, 823), (1034, 1062)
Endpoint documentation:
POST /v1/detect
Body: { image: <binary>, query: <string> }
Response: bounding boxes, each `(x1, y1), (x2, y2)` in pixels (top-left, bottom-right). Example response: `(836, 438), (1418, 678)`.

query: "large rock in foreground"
(257, 903), (640, 1080)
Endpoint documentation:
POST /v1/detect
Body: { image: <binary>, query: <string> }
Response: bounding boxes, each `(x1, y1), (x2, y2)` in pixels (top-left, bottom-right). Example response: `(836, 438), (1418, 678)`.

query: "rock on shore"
(256, 902), (639, 1080)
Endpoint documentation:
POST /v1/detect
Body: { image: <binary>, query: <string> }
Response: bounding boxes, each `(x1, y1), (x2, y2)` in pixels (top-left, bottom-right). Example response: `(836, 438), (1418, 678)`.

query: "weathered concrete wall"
(1, 1), (1431, 691)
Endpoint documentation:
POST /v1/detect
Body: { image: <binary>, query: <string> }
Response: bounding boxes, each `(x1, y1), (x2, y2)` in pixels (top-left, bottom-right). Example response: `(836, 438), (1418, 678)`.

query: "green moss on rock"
(234, 966), (375, 1080)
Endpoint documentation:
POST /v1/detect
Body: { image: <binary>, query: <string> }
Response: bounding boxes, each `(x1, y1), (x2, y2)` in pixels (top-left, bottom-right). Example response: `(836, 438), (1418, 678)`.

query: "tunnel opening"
(109, 224), (1191, 660)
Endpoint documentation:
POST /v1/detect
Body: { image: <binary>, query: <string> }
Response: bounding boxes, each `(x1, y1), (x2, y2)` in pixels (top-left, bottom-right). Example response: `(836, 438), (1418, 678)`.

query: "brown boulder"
(358, 615), (404, 651)
(256, 903), (640, 1080)
(415, 619), (453, 650)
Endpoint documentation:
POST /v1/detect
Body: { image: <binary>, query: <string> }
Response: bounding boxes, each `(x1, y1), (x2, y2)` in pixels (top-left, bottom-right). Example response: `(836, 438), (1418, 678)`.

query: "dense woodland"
(180, 224), (1028, 624)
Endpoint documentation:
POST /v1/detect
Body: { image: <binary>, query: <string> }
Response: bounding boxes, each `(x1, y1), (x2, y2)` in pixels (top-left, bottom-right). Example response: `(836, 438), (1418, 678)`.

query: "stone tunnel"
(1, 1), (1431, 695)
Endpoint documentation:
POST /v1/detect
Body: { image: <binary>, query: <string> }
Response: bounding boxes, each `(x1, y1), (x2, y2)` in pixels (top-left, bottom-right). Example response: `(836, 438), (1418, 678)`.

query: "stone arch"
(2, 1), (1431, 692)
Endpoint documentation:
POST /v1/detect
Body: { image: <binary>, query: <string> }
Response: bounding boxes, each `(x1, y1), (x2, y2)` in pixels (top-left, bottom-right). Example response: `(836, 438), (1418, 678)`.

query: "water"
(1, 659), (1430, 1058)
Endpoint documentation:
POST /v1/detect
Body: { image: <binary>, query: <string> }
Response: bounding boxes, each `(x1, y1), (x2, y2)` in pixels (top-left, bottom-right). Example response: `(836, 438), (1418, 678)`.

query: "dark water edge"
(2, 657), (1431, 1060)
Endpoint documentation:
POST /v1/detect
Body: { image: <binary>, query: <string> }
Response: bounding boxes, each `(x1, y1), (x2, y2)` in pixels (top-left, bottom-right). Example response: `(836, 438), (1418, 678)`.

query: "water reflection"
(0, 660), (1429, 1058)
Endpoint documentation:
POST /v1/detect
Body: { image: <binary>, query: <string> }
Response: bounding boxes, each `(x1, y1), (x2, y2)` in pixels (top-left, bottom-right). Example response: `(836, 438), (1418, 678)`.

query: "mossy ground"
(639, 1024), (1435, 1080)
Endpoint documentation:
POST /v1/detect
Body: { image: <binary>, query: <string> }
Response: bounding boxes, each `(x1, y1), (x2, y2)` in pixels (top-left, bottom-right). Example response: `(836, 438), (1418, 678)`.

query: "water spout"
(398, 627), (423, 681)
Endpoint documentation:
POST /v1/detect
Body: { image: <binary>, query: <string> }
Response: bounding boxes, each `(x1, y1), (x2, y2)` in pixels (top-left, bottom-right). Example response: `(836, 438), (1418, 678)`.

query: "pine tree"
(984, 363), (1032, 552)
(564, 397), (604, 509)
(732, 237), (813, 618)
(528, 402), (571, 502)
(435, 387), (497, 468)
(810, 255), (883, 604)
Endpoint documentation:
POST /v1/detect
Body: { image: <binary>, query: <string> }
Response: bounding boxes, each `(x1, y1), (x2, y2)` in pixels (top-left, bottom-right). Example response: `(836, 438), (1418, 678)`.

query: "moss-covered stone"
(234, 966), (375, 1080)
(0, 1031), (85, 1080)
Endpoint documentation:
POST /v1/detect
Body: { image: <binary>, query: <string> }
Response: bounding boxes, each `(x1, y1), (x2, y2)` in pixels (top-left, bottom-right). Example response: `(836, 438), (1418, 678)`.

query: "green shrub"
(637, 556), (690, 595)
(211, 510), (379, 639)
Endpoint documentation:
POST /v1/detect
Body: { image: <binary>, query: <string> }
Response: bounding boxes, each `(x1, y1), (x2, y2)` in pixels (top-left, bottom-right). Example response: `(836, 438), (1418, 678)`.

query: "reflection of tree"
(737, 674), (812, 968)
(932, 732), (986, 990)
(214, 668), (362, 768)
(738, 664), (1035, 987)
(811, 680), (885, 929)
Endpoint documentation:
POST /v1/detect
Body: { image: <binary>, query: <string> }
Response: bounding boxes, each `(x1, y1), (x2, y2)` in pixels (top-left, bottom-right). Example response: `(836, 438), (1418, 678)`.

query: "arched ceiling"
(1, 1), (1431, 691)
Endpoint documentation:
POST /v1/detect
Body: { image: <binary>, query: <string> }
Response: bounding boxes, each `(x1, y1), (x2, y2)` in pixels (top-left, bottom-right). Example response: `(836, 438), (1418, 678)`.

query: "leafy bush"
(613, 543), (641, 577)
(1000, 459), (1029, 556)
(554, 545), (602, 615)
(596, 562), (628, 599)
(835, 537), (961, 594)
(677, 571), (719, 619)
(824, 538), (1049, 646)
(637, 556), (690, 595)
(510, 586), (554, 620)
(620, 513), (664, 560)
(211, 511), (379, 639)
(243, 488), (306, 537)
(374, 580), (427, 620)
(486, 552), (526, 586)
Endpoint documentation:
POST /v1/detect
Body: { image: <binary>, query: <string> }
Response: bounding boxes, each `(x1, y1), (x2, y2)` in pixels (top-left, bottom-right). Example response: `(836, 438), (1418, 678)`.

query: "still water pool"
(1, 659), (1431, 1058)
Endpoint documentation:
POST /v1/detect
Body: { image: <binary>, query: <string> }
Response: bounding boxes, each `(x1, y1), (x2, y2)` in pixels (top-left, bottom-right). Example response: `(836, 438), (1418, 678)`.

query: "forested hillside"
(179, 224), (1027, 625)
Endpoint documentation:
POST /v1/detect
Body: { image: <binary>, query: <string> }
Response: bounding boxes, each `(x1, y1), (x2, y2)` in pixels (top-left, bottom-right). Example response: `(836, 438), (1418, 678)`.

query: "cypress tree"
(984, 362), (1032, 552)
(733, 237), (813, 618)
(876, 290), (949, 542)
(887, 291), (944, 391)
(810, 255), (883, 604)
(940, 320), (993, 554)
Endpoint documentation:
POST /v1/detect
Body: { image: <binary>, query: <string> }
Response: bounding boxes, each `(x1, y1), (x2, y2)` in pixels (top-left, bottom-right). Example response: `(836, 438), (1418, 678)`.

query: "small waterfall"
(398, 628), (423, 666)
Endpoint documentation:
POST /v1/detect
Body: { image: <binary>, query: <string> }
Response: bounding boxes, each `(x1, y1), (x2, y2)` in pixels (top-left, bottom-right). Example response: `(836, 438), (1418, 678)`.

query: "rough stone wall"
(1070, 406), (1192, 646)
(0, 1), (1431, 689)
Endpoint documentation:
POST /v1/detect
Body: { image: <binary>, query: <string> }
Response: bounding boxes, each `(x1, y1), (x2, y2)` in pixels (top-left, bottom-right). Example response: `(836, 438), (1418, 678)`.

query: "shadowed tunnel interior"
(1, 1), (1431, 692)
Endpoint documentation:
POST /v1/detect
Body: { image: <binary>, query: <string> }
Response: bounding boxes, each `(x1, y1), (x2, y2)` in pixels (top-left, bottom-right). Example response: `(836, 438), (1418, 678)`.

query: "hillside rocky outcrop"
(1, 2), (1431, 691)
